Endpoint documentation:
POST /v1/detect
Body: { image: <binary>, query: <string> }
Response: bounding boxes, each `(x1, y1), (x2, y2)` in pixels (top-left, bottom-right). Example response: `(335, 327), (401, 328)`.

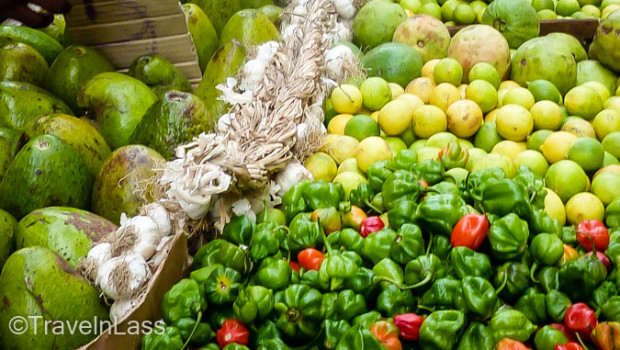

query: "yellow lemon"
(499, 80), (522, 91)
(540, 131), (578, 164)
(323, 134), (360, 164)
(429, 83), (461, 112)
(544, 187), (566, 225)
(582, 81), (611, 103)
(405, 77), (436, 103)
(331, 84), (363, 114)
(495, 104), (534, 141)
(422, 59), (441, 80)
(593, 108), (620, 140)
(304, 152), (338, 181)
(355, 136), (394, 173)
(485, 109), (499, 122)
(491, 140), (527, 160)
(565, 192), (605, 224)
(397, 93), (425, 112)
(389, 82), (405, 99)
(501, 87), (536, 110)
(445, 99), (483, 138)
(466, 80), (498, 113)
(531, 100), (563, 131)
(564, 85), (604, 121)
(562, 117), (597, 138)
(327, 113), (354, 135)
(412, 105), (448, 138)
(379, 99), (414, 136)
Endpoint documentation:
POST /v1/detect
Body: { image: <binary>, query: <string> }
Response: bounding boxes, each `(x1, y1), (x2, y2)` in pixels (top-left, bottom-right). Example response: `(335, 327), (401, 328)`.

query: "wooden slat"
(65, 0), (180, 26)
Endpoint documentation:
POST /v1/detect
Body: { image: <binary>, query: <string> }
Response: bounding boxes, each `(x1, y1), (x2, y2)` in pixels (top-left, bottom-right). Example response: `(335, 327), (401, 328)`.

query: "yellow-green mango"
(0, 42), (49, 86)
(77, 72), (157, 150)
(24, 114), (111, 178)
(0, 246), (109, 350)
(0, 81), (73, 130)
(190, 0), (241, 35)
(0, 25), (63, 64)
(0, 127), (23, 183)
(219, 9), (280, 47)
(0, 209), (15, 271)
(45, 45), (115, 115)
(183, 3), (219, 72)
(195, 40), (246, 120)
(0, 134), (93, 219)
(128, 55), (191, 96)
(16, 207), (116, 267)
(130, 91), (213, 160)
(91, 145), (165, 225)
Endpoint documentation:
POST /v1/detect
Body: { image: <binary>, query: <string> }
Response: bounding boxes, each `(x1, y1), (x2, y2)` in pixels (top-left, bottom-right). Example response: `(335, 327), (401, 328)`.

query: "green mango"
(190, 0), (241, 35)
(24, 114), (111, 179)
(37, 14), (72, 47)
(129, 91), (213, 160)
(258, 5), (283, 27)
(0, 42), (49, 86)
(77, 72), (157, 150)
(241, 0), (273, 8)
(16, 207), (116, 267)
(91, 145), (165, 225)
(182, 3), (219, 72)
(0, 134), (93, 219)
(0, 209), (16, 271)
(0, 127), (23, 183)
(0, 246), (109, 350)
(195, 40), (246, 121)
(45, 45), (115, 115)
(0, 25), (63, 64)
(128, 55), (191, 96)
(481, 0), (540, 49)
(219, 9), (280, 47)
(0, 81), (73, 130)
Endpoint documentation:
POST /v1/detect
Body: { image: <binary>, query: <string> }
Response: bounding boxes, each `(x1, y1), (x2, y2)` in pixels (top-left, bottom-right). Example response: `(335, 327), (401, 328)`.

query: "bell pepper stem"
(575, 330), (588, 350)
(426, 233), (433, 256)
(319, 223), (335, 257)
(530, 262), (539, 284)
(400, 273), (433, 290)
(495, 272), (508, 295)
(181, 310), (202, 350)
(417, 304), (435, 313)
(365, 199), (382, 214)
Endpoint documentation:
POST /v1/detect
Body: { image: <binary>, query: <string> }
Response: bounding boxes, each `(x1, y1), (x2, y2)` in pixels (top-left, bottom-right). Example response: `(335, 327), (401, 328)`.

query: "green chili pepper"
(487, 213), (529, 260)
(361, 227), (397, 264)
(344, 267), (380, 299)
(367, 160), (393, 192)
(546, 290), (572, 323)
(429, 234), (452, 260)
(204, 266), (241, 305)
(233, 285), (274, 324)
(601, 296), (620, 322)
(302, 180), (344, 211)
(274, 284), (324, 339)
(456, 321), (494, 350)
(478, 178), (533, 220)
(161, 279), (207, 325)
(415, 159), (445, 185)
(404, 253), (445, 290)
(288, 212), (324, 253)
(352, 311), (382, 328)
(419, 310), (466, 350)
(463, 167), (506, 203)
(222, 214), (255, 246)
(387, 199), (418, 231)
(323, 319), (351, 349)
(529, 208), (562, 236)
(173, 318), (214, 346)
(536, 266), (559, 293)
(256, 257), (292, 291)
(415, 193), (467, 236)
(450, 246), (493, 281)
(391, 223), (425, 265)
(559, 252), (607, 302)
(591, 281), (618, 311)
(338, 228), (364, 253)
(335, 289), (368, 322)
(381, 170), (422, 210)
(514, 287), (547, 324)
(494, 262), (530, 302)
(335, 324), (384, 349)
(421, 277), (461, 310)
(488, 309), (537, 343)
(373, 258), (404, 286)
(534, 325), (569, 350)
(376, 284), (416, 317)
(453, 276), (497, 321)
(141, 326), (184, 350)
(250, 221), (285, 263)
(282, 180), (310, 223)
(606, 198), (620, 228)
(393, 149), (418, 171)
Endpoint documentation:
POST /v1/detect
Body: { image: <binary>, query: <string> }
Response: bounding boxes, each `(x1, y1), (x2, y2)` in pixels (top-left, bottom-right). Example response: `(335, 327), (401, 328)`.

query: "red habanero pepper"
(576, 219), (610, 251)
(555, 342), (584, 350)
(216, 319), (249, 348)
(564, 303), (598, 342)
(450, 213), (489, 250)
(393, 313), (425, 341)
(549, 323), (577, 343)
(586, 251), (611, 271)
(369, 320), (402, 350)
(289, 261), (300, 273)
(342, 205), (367, 231)
(297, 248), (325, 271)
(360, 216), (385, 238)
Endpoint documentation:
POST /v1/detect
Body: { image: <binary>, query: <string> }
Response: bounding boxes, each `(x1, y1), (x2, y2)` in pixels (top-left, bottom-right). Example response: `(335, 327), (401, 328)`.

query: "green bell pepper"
(367, 160), (393, 192)
(319, 233), (359, 291)
(373, 258), (404, 287)
(415, 159), (445, 185)
(344, 267), (380, 299)
(321, 292), (338, 320)
(370, 193), (384, 213)
(534, 325), (569, 350)
(419, 310), (466, 350)
(350, 183), (380, 213)
(607, 230), (620, 267)
(415, 193), (467, 236)
(141, 326), (184, 350)
(513, 165), (547, 209)
(253, 320), (284, 348)
(438, 141), (468, 170)
(300, 269), (321, 290)
(326, 229), (341, 251)
(190, 263), (224, 295)
(529, 208), (562, 236)
(536, 266), (559, 293)
(204, 266), (241, 305)
(335, 289), (368, 322)
(173, 318), (214, 346)
(338, 228), (364, 253)
(559, 252), (607, 302)
(161, 279), (207, 325)
(282, 180), (310, 223)
(376, 284), (416, 317)
(250, 221), (285, 262)
(601, 296), (620, 322)
(478, 178), (533, 220)
(323, 319), (351, 349)
(335, 324), (384, 350)
(453, 276), (497, 321)
(514, 287), (547, 324)
(206, 307), (234, 329)
(494, 262), (530, 302)
(546, 289), (571, 323)
(194, 239), (250, 275)
(429, 234), (452, 260)
(487, 213), (529, 260)
(352, 311), (382, 328)
(487, 308), (537, 343)
(256, 257), (292, 291)
(387, 199), (418, 231)
(530, 232), (564, 268)
(198, 343), (220, 350)
(302, 180), (344, 211)
(606, 197), (620, 228)
(288, 212), (324, 253)
(361, 227), (397, 264)
(450, 246), (493, 281)
(562, 226), (578, 245)
(428, 181), (461, 198)
(222, 344), (250, 350)
(404, 253), (445, 289)
(462, 167), (506, 203)
(391, 223), (425, 265)
(222, 214), (255, 246)
(591, 280), (618, 311)
(233, 285), (274, 324)
(456, 322), (494, 350)
(274, 284), (324, 339)
(421, 277), (461, 310)
(381, 170), (422, 210)
(393, 149), (418, 171)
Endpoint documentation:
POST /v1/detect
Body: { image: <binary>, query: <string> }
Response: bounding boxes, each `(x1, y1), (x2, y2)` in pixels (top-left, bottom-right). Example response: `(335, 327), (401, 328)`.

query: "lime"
(466, 80), (498, 113)
(495, 104), (534, 142)
(469, 62), (501, 89)
(304, 152), (338, 181)
(514, 150), (549, 177)
(360, 77), (392, 111)
(492, 140), (527, 160)
(591, 172), (620, 205)
(453, 4), (476, 24)
(564, 85), (604, 120)
(466, 147), (488, 171)
(389, 82), (405, 99)
(356, 136), (394, 172)
(406, 77), (436, 103)
(527, 129), (554, 151)
(344, 114), (380, 141)
(446, 167), (469, 185)
(419, 2), (442, 19)
(603, 131), (620, 159)
(540, 131), (578, 164)
(531, 0), (555, 11)
(501, 87), (536, 110)
(378, 99), (414, 136)
(331, 84), (363, 114)
(422, 59), (440, 80)
(556, 0), (581, 16)
(417, 146), (441, 162)
(544, 187), (566, 225)
(567, 137), (605, 172)
(337, 158), (363, 175)
(384, 136), (408, 156)
(412, 105), (448, 138)
(429, 83), (461, 112)
(562, 117), (597, 138)
(433, 58), (464, 86)
(545, 159), (589, 203)
(531, 100), (563, 131)
(604, 151), (620, 166)
(409, 139), (428, 153)
(401, 0), (422, 12)
(474, 122), (504, 152)
(398, 124), (417, 147)
(527, 79), (563, 104)
(327, 113), (354, 135)
(565, 192), (605, 224)
(446, 99), (483, 138)
(440, 0), (460, 21)
(322, 134), (360, 164)
(538, 9), (558, 19)
(324, 98), (338, 126)
(426, 132), (458, 149)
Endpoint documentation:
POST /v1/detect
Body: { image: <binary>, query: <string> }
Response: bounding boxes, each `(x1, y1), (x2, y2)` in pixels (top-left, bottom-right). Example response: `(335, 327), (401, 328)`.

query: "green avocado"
(77, 72), (157, 150)
(37, 14), (72, 47)
(0, 134), (93, 219)
(0, 42), (49, 86)
(45, 45), (115, 116)
(0, 209), (16, 270)
(0, 81), (73, 130)
(0, 127), (23, 183)
(182, 3), (219, 72)
(129, 91), (213, 160)
(0, 25), (63, 65)
(16, 207), (116, 267)
(190, 0), (241, 35)
(24, 114), (111, 178)
(91, 145), (165, 225)
(0, 246), (109, 350)
(219, 9), (280, 47)
(128, 55), (191, 97)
